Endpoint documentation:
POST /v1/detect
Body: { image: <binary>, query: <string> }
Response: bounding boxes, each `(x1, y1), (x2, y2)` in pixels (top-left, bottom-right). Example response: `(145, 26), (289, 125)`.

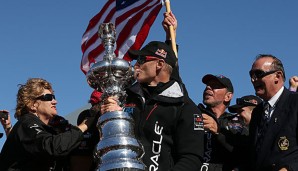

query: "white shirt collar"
(268, 86), (284, 107)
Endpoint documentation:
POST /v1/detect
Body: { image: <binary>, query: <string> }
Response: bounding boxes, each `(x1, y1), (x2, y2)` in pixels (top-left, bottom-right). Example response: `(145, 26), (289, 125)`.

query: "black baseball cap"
(202, 74), (234, 93)
(128, 41), (177, 67)
(228, 95), (262, 113)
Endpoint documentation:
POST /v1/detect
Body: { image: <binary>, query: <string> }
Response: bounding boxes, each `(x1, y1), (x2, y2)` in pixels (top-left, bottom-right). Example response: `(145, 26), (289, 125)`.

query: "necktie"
(256, 102), (271, 151)
(263, 101), (271, 122)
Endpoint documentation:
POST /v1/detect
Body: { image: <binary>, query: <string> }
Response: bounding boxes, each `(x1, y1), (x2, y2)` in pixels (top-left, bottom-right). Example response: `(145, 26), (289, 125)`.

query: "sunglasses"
(236, 98), (256, 106)
(249, 69), (278, 80)
(36, 94), (56, 101)
(206, 80), (226, 90)
(136, 56), (160, 65)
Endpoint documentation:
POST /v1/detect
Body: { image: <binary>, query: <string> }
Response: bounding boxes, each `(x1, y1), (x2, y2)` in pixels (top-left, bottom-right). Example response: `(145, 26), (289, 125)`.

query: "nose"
(52, 99), (58, 104)
(205, 85), (212, 90)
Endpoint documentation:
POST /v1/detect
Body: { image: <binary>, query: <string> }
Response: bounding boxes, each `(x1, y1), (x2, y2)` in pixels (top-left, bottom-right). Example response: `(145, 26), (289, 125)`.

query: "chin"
(50, 113), (57, 118)
(255, 88), (263, 96)
(256, 93), (265, 100)
(136, 78), (146, 83)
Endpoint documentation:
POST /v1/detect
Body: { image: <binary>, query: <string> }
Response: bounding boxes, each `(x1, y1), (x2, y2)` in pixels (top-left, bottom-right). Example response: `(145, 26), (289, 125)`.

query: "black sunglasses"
(236, 98), (256, 106)
(249, 69), (278, 80)
(36, 94), (56, 101)
(136, 56), (160, 65)
(206, 81), (226, 90)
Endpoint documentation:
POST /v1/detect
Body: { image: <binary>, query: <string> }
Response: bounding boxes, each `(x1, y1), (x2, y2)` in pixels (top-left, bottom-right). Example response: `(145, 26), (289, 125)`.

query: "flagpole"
(164, 0), (178, 58)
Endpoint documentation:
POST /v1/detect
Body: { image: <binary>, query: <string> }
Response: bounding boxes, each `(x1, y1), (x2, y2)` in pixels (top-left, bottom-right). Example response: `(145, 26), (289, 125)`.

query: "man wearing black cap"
(69, 90), (102, 171)
(229, 95), (262, 126)
(227, 95), (262, 171)
(198, 74), (244, 171)
(101, 41), (204, 171)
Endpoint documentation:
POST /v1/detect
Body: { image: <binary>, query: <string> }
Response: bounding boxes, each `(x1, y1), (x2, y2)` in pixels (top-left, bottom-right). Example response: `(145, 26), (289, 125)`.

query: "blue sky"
(0, 1), (297, 149)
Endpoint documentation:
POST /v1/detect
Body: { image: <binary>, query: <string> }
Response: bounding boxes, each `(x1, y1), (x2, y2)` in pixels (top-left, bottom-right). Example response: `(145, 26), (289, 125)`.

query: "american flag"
(81, 0), (163, 74)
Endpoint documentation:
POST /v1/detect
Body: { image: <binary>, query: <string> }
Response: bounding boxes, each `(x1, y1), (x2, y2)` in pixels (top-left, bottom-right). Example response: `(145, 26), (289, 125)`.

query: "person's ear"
(274, 71), (283, 84)
(30, 102), (39, 112)
(276, 71), (283, 79)
(224, 92), (233, 102)
(156, 59), (165, 70)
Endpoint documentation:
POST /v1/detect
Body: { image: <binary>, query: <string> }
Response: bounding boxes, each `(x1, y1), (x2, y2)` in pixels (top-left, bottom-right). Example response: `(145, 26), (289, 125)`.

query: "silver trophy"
(86, 23), (146, 171)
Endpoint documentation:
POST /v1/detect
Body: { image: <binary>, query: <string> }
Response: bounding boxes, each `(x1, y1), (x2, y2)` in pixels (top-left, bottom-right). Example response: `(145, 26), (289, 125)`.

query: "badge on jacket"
(278, 136), (289, 151)
(194, 114), (204, 131)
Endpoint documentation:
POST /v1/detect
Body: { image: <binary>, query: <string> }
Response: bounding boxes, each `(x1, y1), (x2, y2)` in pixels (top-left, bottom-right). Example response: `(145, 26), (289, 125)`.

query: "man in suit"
(249, 54), (298, 171)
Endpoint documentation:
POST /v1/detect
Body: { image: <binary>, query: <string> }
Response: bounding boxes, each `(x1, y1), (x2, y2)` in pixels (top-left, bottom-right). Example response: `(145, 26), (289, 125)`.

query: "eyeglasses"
(136, 56), (160, 65)
(236, 98), (256, 106)
(36, 94), (56, 101)
(249, 69), (278, 80)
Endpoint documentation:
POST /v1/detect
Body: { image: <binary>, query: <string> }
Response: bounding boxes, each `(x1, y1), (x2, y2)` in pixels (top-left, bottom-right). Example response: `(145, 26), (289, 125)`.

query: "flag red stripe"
(88, 44), (104, 64)
(116, 1), (160, 49)
(123, 4), (162, 61)
(81, 0), (114, 52)
(82, 7), (116, 53)
(83, 0), (114, 35)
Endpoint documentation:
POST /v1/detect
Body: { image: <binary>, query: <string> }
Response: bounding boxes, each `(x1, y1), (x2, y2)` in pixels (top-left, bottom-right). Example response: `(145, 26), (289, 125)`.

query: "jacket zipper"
(146, 103), (158, 121)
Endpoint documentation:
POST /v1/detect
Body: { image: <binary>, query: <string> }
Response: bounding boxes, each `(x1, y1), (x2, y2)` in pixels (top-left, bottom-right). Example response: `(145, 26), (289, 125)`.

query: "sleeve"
(215, 118), (244, 153)
(19, 121), (83, 157)
(165, 39), (179, 52)
(165, 40), (182, 83)
(215, 132), (234, 152)
(171, 99), (204, 171)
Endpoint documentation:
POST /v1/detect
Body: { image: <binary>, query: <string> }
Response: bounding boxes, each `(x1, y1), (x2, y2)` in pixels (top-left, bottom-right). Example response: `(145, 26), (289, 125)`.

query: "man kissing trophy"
(86, 23), (146, 171)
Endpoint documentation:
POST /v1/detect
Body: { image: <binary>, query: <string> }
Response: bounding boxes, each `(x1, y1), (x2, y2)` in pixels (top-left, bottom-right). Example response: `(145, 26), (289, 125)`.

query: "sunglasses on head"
(236, 98), (256, 106)
(249, 69), (278, 80)
(36, 94), (56, 101)
(136, 56), (160, 65)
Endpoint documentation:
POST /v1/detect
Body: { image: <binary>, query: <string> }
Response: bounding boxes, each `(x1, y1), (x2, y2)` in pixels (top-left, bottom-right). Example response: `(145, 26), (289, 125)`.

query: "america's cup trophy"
(86, 23), (146, 171)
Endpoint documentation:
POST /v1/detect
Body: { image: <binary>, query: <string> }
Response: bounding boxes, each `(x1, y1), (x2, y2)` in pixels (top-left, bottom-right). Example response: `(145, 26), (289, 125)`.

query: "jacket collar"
(128, 80), (184, 104)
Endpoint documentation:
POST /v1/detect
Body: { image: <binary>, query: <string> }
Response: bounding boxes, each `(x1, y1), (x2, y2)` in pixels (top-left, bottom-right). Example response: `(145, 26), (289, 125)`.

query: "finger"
(163, 12), (170, 17)
(170, 11), (176, 20)
(203, 119), (211, 124)
(104, 98), (115, 104)
(163, 18), (172, 26)
(202, 114), (211, 119)
(203, 119), (212, 125)
(204, 124), (212, 130)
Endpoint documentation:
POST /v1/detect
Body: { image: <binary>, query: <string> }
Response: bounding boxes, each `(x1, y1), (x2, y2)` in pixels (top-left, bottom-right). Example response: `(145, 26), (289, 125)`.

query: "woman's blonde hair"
(15, 78), (53, 119)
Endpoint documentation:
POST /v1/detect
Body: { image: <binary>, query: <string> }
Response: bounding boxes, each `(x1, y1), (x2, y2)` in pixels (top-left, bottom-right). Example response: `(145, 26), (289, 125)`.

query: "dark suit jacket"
(249, 88), (298, 171)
